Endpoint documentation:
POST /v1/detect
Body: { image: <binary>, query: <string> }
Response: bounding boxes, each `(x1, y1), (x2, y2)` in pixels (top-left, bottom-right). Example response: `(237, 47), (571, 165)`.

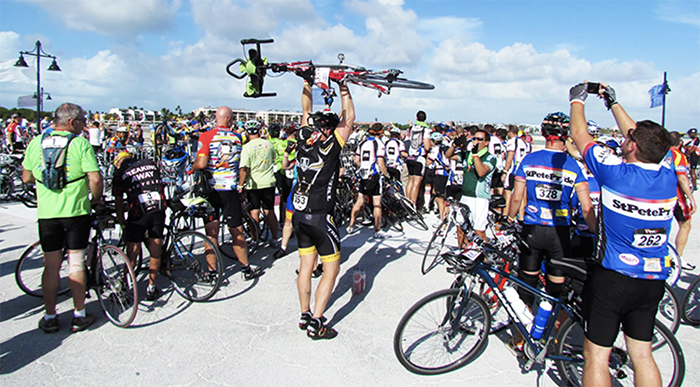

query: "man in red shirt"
(670, 131), (696, 267)
(5, 114), (25, 152)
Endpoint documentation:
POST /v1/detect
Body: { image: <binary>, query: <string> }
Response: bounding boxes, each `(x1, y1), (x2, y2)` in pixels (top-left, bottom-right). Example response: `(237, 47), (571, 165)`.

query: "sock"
(147, 284), (156, 292)
(281, 244), (287, 250)
(74, 309), (86, 318)
(44, 314), (56, 321)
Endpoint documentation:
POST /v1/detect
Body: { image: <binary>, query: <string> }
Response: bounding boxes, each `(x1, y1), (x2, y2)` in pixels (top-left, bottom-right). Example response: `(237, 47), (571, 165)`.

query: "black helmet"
(541, 112), (570, 141)
(268, 122), (282, 138)
(308, 110), (339, 131)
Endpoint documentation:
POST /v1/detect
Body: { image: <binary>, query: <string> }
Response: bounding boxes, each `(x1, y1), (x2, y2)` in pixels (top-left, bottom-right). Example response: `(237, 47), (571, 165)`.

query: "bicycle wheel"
(681, 275), (700, 325)
(16, 182), (37, 208)
(475, 276), (513, 334)
(398, 196), (428, 231)
(167, 231), (222, 302)
(657, 283), (681, 334)
(555, 318), (685, 387)
(221, 212), (259, 259)
(393, 288), (491, 375)
(346, 73), (435, 90)
(96, 245), (138, 328)
(421, 217), (451, 274)
(15, 241), (70, 297)
(666, 245), (681, 287)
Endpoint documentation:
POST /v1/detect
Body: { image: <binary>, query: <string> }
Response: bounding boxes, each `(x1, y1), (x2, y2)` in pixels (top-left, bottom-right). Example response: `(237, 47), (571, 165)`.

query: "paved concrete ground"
(1, 196), (699, 386)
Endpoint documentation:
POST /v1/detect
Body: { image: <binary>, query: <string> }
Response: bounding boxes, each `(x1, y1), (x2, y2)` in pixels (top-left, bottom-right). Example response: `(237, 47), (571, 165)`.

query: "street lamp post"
(14, 40), (61, 129)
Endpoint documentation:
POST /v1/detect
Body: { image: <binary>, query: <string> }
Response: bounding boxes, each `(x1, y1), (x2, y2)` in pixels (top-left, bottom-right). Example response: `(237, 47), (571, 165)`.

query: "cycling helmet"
(587, 120), (601, 136)
(268, 122), (282, 138)
(113, 151), (132, 167)
(430, 132), (443, 142)
(389, 126), (401, 135)
(284, 121), (299, 135)
(434, 123), (447, 133)
(308, 110), (340, 131)
(541, 112), (570, 141)
(244, 120), (262, 134)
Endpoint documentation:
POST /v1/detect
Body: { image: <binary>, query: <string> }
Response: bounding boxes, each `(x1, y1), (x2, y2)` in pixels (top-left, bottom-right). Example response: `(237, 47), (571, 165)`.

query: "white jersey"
(407, 123), (431, 159)
(384, 138), (405, 169)
(356, 137), (386, 179)
(506, 135), (529, 174)
(488, 136), (506, 171)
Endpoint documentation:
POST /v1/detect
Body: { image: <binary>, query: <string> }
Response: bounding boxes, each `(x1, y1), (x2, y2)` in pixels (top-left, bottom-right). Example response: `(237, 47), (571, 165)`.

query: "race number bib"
(293, 192), (309, 211)
(632, 228), (667, 248)
(138, 191), (161, 205)
(535, 184), (562, 201)
(454, 172), (463, 185)
(285, 168), (295, 179)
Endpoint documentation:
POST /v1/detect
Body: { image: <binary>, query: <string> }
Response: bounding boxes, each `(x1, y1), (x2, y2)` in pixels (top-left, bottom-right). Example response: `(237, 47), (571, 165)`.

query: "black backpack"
(37, 129), (83, 190)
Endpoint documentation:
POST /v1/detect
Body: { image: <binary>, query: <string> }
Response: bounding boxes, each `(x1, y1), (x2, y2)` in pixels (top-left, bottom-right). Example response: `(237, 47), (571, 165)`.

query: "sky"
(0, 0), (698, 130)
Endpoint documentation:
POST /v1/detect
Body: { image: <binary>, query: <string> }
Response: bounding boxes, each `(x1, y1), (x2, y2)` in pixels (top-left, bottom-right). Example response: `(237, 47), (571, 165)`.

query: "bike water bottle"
(352, 269), (363, 295)
(502, 287), (534, 329)
(530, 300), (553, 340)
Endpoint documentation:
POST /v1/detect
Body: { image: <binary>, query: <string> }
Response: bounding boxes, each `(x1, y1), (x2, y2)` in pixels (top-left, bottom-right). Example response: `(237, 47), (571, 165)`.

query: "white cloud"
(19, 0), (180, 37)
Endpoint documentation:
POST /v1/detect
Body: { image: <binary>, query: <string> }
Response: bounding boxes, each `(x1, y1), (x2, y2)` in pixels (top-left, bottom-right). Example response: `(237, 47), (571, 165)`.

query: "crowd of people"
(8, 77), (698, 385)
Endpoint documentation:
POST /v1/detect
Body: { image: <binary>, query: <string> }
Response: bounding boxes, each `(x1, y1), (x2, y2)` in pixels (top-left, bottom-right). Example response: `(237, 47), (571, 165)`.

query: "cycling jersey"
(506, 136), (529, 174)
(113, 158), (166, 218)
(460, 148), (497, 199)
(292, 127), (345, 214)
(428, 144), (451, 177)
(583, 143), (677, 280)
(355, 137), (385, 179)
(240, 138), (277, 190)
(488, 136), (505, 170)
(407, 122), (430, 160)
(197, 127), (242, 191)
(671, 148), (692, 220)
(515, 148), (586, 227)
(571, 169), (600, 237)
(384, 138), (405, 169)
(269, 138), (288, 172)
(106, 136), (132, 153)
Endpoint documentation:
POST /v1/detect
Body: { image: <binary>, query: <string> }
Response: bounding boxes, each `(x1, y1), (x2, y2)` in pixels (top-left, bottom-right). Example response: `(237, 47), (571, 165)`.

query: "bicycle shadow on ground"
(127, 273), (193, 328)
(204, 256), (258, 303)
(0, 292), (65, 323)
(0, 299), (111, 375)
(325, 241), (408, 327)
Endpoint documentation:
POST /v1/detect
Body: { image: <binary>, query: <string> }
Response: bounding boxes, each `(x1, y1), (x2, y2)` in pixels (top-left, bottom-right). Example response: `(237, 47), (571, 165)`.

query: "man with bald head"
(193, 106), (263, 281)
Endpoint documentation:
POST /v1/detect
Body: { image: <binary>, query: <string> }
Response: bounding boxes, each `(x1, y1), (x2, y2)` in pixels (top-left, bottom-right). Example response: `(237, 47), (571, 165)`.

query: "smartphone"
(587, 82), (601, 94)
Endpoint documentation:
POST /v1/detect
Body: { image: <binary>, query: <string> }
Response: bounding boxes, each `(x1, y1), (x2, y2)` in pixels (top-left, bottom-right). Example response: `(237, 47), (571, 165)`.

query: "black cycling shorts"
(275, 170), (293, 202)
(204, 189), (243, 228)
(446, 185), (462, 201)
(38, 215), (91, 252)
(582, 265), (665, 346)
(124, 211), (166, 243)
(432, 175), (448, 198)
(504, 173), (516, 191)
(406, 160), (424, 176)
(387, 167), (401, 182)
(359, 174), (382, 197)
(423, 168), (435, 186)
(293, 212), (341, 262)
(570, 234), (595, 259)
(518, 224), (570, 276)
(689, 154), (699, 169)
(247, 186), (276, 211)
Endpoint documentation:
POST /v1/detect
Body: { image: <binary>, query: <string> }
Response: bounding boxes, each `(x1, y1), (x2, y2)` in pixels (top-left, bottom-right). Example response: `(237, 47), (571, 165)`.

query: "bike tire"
(225, 58), (248, 79)
(15, 241), (70, 297)
(345, 73), (435, 90)
(96, 245), (138, 328)
(681, 275), (700, 325)
(657, 283), (681, 334)
(167, 230), (223, 302)
(421, 217), (451, 274)
(666, 244), (682, 287)
(398, 196), (428, 231)
(554, 318), (685, 387)
(221, 212), (260, 259)
(393, 288), (491, 375)
(17, 183), (37, 208)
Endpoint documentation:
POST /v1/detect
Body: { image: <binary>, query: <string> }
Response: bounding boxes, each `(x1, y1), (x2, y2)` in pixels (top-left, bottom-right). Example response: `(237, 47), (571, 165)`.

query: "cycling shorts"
(292, 212), (340, 263)
(491, 170), (504, 189)
(433, 175), (448, 198)
(674, 201), (692, 222)
(582, 265), (665, 346)
(423, 168), (435, 185)
(246, 187), (275, 211)
(275, 170), (293, 201)
(387, 167), (401, 182)
(518, 224), (570, 276)
(124, 211), (166, 243)
(359, 174), (382, 197)
(204, 189), (243, 228)
(446, 185), (462, 201)
(570, 234), (595, 259)
(406, 159), (425, 176)
(504, 173), (516, 191)
(689, 154), (699, 169)
(38, 215), (91, 252)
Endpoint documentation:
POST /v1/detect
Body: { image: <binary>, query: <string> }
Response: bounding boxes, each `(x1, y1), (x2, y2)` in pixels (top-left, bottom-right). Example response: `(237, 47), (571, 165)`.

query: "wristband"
(570, 99), (585, 106)
(507, 215), (517, 223)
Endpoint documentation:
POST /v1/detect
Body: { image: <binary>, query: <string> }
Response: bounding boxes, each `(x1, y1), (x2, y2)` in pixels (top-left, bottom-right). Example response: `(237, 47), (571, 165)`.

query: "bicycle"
(225, 38), (434, 98)
(219, 193), (261, 259)
(0, 153), (37, 208)
(15, 205), (138, 327)
(681, 274), (700, 325)
(394, 232), (685, 385)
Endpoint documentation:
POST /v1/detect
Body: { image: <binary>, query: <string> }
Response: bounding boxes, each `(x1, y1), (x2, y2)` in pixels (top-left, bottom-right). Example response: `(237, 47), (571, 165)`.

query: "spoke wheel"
(15, 241), (70, 297)
(96, 245), (138, 328)
(167, 231), (223, 302)
(681, 276), (700, 325)
(657, 283), (681, 334)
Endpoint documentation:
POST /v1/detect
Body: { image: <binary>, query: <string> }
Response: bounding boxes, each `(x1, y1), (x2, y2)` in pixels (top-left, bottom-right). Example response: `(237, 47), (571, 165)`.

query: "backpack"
(38, 129), (82, 190)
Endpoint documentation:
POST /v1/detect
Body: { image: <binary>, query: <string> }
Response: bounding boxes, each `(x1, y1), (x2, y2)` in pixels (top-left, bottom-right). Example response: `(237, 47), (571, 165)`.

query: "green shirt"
(23, 130), (100, 219)
(269, 138), (296, 172)
(461, 150), (497, 199)
(240, 138), (277, 189)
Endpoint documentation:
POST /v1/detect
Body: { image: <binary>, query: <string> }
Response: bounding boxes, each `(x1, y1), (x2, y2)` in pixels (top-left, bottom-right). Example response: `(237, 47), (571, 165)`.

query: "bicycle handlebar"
(240, 38), (274, 45)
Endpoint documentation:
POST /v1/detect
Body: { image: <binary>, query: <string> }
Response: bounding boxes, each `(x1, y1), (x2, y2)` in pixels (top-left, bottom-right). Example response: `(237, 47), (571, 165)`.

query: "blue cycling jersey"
(583, 143), (677, 280)
(572, 170), (600, 237)
(515, 149), (587, 227)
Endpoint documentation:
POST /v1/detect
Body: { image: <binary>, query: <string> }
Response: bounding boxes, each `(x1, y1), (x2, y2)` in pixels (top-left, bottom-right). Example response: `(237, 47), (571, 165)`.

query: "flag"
(17, 94), (35, 107)
(649, 84), (666, 108)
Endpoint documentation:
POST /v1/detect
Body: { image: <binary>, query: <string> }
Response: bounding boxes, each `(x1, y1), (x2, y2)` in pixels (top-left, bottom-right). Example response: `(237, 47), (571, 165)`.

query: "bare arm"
(239, 167), (249, 189)
(569, 101), (595, 156)
(445, 143), (456, 158)
(87, 171), (103, 202)
(574, 183), (596, 232)
(301, 83), (313, 128)
(472, 154), (492, 178)
(507, 179), (526, 219)
(113, 185), (126, 225)
(504, 150), (515, 172)
(22, 169), (35, 184)
(609, 103), (636, 138)
(678, 173), (697, 215)
(378, 157), (389, 176)
(336, 83), (355, 142)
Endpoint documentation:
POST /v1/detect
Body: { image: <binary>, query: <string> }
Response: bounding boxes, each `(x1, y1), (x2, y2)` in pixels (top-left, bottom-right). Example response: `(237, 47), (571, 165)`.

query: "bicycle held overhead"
(225, 38), (435, 99)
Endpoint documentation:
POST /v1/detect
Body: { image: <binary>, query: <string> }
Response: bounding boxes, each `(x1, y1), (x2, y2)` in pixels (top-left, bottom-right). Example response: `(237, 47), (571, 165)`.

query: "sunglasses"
(473, 137), (486, 141)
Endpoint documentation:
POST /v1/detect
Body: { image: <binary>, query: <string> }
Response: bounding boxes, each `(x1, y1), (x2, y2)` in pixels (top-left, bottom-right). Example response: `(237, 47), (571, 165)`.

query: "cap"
(688, 128), (698, 135)
(113, 151), (132, 166)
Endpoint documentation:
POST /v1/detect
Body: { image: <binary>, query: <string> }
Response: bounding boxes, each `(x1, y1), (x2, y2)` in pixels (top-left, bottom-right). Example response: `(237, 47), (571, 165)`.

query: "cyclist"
(347, 123), (390, 238)
(193, 106), (263, 281)
(269, 122), (296, 226)
(5, 113), (26, 153)
(683, 127), (699, 191)
(292, 79), (354, 340)
(240, 120), (280, 248)
(106, 126), (132, 153)
(569, 82), (677, 386)
(446, 127), (498, 245)
(112, 152), (166, 301)
(503, 124), (529, 218)
(384, 126), (407, 182)
(405, 110), (431, 207)
(427, 131), (454, 225)
(669, 131), (696, 269)
(21, 103), (103, 333)
(507, 112), (594, 334)
(488, 125), (506, 198)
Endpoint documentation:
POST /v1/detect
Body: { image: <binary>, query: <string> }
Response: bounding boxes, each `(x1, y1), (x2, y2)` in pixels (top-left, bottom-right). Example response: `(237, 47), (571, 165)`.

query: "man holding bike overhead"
(569, 82), (676, 387)
(293, 77), (354, 340)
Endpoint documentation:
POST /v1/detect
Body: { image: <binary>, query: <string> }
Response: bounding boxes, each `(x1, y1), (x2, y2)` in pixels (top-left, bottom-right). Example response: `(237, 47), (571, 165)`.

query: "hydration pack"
(38, 129), (82, 190)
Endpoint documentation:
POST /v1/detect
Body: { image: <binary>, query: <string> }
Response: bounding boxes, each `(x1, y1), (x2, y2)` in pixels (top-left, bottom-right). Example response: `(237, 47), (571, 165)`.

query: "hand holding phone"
(587, 82), (601, 94)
